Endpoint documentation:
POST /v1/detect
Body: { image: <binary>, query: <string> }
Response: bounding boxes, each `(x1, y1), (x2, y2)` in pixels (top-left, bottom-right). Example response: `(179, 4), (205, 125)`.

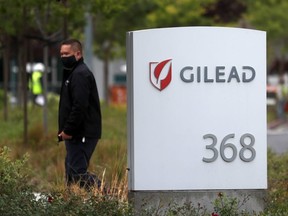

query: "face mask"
(61, 55), (77, 70)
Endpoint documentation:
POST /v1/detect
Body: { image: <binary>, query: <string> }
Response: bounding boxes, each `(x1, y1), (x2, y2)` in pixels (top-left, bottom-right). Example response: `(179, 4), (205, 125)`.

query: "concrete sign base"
(129, 190), (266, 215)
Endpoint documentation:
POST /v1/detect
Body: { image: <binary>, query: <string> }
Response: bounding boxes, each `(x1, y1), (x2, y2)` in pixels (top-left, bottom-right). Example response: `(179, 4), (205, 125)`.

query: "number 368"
(202, 133), (256, 163)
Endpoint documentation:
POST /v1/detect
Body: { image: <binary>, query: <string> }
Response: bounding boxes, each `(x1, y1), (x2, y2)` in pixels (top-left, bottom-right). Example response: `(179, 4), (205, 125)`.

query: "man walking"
(58, 39), (102, 189)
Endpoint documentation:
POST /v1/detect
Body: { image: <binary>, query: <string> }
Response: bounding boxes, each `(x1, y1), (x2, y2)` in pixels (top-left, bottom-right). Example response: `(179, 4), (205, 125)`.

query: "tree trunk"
(3, 34), (10, 121)
(103, 55), (109, 104)
(279, 55), (285, 76)
(19, 38), (28, 146)
(43, 45), (49, 135)
(19, 6), (28, 145)
(18, 37), (28, 145)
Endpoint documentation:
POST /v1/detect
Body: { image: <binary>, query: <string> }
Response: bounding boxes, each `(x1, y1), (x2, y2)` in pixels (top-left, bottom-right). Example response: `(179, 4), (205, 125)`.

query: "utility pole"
(84, 12), (93, 71)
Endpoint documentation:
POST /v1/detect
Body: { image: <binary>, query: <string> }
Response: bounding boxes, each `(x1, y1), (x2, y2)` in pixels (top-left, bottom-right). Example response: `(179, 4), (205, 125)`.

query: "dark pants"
(65, 137), (100, 189)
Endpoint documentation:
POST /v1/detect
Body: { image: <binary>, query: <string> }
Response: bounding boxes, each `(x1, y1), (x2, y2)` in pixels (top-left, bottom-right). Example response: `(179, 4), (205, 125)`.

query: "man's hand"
(59, 131), (72, 140)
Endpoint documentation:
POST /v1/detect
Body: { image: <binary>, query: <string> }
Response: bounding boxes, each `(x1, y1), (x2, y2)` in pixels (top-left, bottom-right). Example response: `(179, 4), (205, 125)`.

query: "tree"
(244, 0), (288, 74)
(0, 0), (37, 144)
(145, 0), (215, 28)
(91, 0), (215, 103)
(204, 0), (247, 24)
(0, 34), (10, 122)
(0, 0), (92, 143)
(90, 0), (152, 103)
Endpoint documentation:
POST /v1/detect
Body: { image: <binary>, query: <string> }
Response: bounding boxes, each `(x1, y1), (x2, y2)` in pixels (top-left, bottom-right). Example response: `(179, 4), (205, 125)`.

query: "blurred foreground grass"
(0, 93), (127, 192)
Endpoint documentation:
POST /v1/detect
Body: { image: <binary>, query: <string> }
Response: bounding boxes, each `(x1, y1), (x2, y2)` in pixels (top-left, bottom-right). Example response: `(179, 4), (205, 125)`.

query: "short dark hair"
(61, 39), (82, 53)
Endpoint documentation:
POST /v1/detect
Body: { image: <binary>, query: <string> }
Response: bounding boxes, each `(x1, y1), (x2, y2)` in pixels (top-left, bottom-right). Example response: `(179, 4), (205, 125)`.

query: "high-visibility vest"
(29, 71), (43, 95)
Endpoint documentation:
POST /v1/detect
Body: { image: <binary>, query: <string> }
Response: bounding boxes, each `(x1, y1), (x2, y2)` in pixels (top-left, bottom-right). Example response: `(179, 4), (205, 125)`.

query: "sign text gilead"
(202, 133), (256, 163)
(180, 66), (256, 83)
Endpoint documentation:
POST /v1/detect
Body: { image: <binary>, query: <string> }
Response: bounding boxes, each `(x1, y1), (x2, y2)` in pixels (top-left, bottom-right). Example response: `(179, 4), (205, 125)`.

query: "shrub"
(0, 146), (133, 216)
(262, 151), (288, 215)
(0, 146), (36, 216)
(212, 193), (251, 216)
(0, 146), (30, 194)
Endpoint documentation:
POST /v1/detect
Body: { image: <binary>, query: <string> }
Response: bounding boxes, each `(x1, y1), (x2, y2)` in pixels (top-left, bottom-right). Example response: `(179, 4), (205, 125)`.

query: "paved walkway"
(267, 119), (288, 154)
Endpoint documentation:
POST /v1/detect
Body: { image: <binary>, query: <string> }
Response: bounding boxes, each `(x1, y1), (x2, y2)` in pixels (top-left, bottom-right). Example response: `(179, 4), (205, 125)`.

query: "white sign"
(127, 27), (267, 191)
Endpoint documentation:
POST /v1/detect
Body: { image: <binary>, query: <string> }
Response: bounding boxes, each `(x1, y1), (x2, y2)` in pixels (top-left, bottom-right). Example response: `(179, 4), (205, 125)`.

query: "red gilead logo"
(149, 59), (172, 91)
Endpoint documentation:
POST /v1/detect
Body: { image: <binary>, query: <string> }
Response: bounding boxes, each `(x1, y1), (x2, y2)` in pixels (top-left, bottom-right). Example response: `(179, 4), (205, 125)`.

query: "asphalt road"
(267, 122), (288, 154)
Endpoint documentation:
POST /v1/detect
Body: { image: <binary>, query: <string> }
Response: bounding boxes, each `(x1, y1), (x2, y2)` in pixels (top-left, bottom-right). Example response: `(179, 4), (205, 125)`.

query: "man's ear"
(76, 51), (82, 60)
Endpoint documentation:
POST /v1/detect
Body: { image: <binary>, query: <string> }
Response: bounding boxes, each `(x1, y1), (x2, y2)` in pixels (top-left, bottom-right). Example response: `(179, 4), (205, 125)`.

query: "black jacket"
(58, 58), (102, 139)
